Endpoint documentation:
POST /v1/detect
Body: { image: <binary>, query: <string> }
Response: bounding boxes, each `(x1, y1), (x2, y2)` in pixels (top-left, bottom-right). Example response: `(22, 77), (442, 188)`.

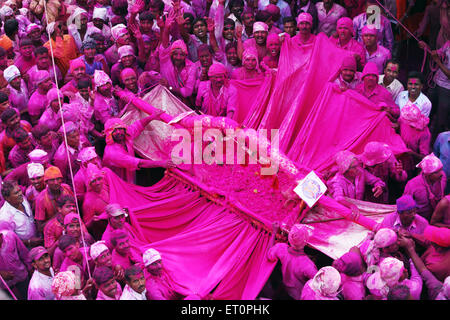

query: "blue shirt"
(434, 131), (450, 179)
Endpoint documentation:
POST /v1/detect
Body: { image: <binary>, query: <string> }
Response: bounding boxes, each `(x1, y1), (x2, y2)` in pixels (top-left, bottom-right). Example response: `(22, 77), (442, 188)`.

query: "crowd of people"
(0, 0), (448, 300)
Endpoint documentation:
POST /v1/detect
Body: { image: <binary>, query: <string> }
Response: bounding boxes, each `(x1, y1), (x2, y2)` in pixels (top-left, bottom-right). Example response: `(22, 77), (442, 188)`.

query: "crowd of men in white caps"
(0, 0), (449, 300)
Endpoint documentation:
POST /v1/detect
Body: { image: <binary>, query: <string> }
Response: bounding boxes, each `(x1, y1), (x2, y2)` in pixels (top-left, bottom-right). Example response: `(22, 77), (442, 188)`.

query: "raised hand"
(372, 185), (383, 198)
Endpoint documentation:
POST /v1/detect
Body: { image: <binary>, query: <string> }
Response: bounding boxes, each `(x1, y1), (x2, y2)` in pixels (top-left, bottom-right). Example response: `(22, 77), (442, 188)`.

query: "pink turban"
(253, 21), (269, 33)
(335, 150), (357, 174)
(310, 266), (341, 297)
(29, 149), (49, 163)
(63, 213), (80, 226)
(359, 141), (393, 167)
(46, 88), (60, 103)
(118, 45), (135, 59)
(242, 47), (258, 63)
(297, 12), (313, 25)
(379, 257), (404, 287)
(59, 121), (78, 134)
(416, 154), (444, 174)
(337, 17), (354, 35)
(340, 56), (357, 72)
(86, 163), (104, 183)
(362, 24), (378, 36)
(400, 104), (429, 130)
(77, 146), (98, 163)
(207, 63), (227, 77)
(170, 39), (188, 55)
(374, 228), (397, 248)
(90, 241), (109, 260)
(143, 248), (161, 267)
(94, 70), (112, 89)
(69, 58), (86, 74)
(105, 117), (128, 145)
(35, 70), (51, 85)
(111, 24), (128, 41)
(361, 62), (379, 80)
(120, 67), (137, 82)
(265, 4), (280, 20)
(52, 271), (78, 299)
(288, 224), (313, 250)
(26, 23), (40, 34)
(266, 33), (281, 46)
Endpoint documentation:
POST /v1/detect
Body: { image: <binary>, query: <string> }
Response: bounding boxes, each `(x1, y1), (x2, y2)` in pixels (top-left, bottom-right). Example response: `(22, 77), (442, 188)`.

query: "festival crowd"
(0, 0), (448, 301)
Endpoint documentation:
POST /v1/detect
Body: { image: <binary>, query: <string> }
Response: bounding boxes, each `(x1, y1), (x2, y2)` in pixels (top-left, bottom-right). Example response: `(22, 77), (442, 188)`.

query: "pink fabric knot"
(373, 228), (397, 248)
(359, 141), (393, 167)
(335, 150), (357, 174)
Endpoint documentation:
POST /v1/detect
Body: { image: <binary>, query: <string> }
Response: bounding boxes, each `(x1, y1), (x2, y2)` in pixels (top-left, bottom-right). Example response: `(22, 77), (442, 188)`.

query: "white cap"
(90, 241), (109, 260)
(3, 65), (21, 83)
(143, 248), (161, 267)
(27, 162), (45, 179)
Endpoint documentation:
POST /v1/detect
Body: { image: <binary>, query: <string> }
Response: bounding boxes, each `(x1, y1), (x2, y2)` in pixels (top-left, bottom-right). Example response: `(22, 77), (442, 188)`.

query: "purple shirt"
(364, 45), (392, 75)
(267, 243), (318, 300)
(316, 2), (347, 37)
(0, 229), (31, 288)
(353, 13), (394, 51)
(8, 80), (29, 114)
(28, 90), (49, 118)
(379, 211), (429, 235)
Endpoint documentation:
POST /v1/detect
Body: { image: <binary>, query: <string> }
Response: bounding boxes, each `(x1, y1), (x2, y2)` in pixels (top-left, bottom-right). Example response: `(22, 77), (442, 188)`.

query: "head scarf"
(340, 56), (357, 72)
(29, 149), (49, 163)
(359, 142), (393, 167)
(266, 33), (280, 46)
(27, 162), (45, 179)
(416, 154), (444, 174)
(379, 257), (404, 287)
(361, 24), (378, 36)
(335, 150), (357, 174)
(94, 70), (112, 89)
(310, 266), (341, 297)
(77, 146), (98, 163)
(118, 45), (135, 59)
(26, 23), (41, 34)
(170, 39), (188, 55)
(67, 7), (88, 27)
(52, 271), (78, 299)
(111, 24), (128, 41)
(105, 203), (128, 217)
(46, 88), (60, 103)
(207, 63), (228, 77)
(373, 228), (397, 248)
(337, 17), (354, 35)
(120, 67), (137, 82)
(396, 194), (417, 212)
(3, 65), (21, 83)
(63, 213), (80, 226)
(361, 62), (379, 80)
(104, 117), (128, 145)
(253, 21), (269, 33)
(90, 241), (109, 260)
(29, 246), (48, 262)
(69, 58), (86, 74)
(35, 70), (51, 85)
(400, 103), (429, 130)
(297, 12), (313, 25)
(86, 163), (103, 183)
(92, 7), (107, 21)
(0, 6), (13, 21)
(288, 224), (313, 250)
(242, 47), (259, 64)
(143, 248), (162, 267)
(44, 166), (63, 181)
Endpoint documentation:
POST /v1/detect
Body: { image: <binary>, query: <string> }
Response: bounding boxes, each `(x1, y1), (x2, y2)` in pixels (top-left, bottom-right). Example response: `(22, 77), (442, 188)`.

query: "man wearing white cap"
(290, 12), (316, 46)
(88, 7), (112, 41)
(104, 24), (131, 66)
(143, 248), (180, 300)
(240, 21), (269, 61)
(28, 246), (55, 300)
(25, 162), (46, 209)
(110, 45), (142, 86)
(3, 64), (28, 115)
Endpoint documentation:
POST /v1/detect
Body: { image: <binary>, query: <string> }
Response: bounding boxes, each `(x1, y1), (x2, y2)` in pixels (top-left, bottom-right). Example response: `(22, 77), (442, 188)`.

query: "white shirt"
(0, 199), (36, 241)
(27, 268), (55, 300)
(120, 284), (147, 300)
(395, 91), (432, 118)
(378, 75), (404, 101)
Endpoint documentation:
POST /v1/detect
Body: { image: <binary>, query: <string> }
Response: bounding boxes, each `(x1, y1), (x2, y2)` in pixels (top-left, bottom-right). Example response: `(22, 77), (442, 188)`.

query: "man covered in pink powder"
(28, 71), (54, 126)
(301, 266), (342, 300)
(261, 33), (281, 71)
(330, 55), (360, 91)
(110, 230), (140, 272)
(196, 62), (237, 118)
(239, 21), (269, 62)
(26, 47), (63, 94)
(93, 266), (123, 300)
(142, 247), (181, 300)
(355, 62), (399, 122)
(289, 13), (316, 47)
(267, 222), (318, 300)
(231, 47), (265, 80)
(361, 25), (391, 75)
(102, 115), (173, 184)
(93, 70), (119, 127)
(3, 65), (28, 116)
(14, 37), (36, 75)
(101, 203), (135, 251)
(329, 17), (366, 71)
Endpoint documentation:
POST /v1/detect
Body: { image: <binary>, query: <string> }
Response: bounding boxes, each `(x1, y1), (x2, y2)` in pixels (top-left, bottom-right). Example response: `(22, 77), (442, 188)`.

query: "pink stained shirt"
(379, 211), (429, 236)
(364, 45), (392, 75)
(0, 229), (31, 289)
(101, 223), (134, 251)
(59, 246), (91, 287)
(82, 187), (109, 226)
(111, 249), (136, 271)
(28, 90), (49, 118)
(231, 67), (265, 80)
(329, 36), (367, 67)
(102, 118), (147, 183)
(145, 270), (180, 300)
(328, 168), (386, 201)
(158, 44), (197, 98)
(53, 142), (83, 184)
(93, 93), (119, 125)
(196, 81), (237, 117)
(243, 38), (269, 62)
(34, 184), (75, 223)
(355, 83), (399, 118)
(38, 107), (62, 132)
(8, 80), (29, 114)
(403, 173), (447, 221)
(267, 243), (318, 300)
(340, 273), (365, 300)
(14, 54), (36, 75)
(316, 2), (347, 37)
